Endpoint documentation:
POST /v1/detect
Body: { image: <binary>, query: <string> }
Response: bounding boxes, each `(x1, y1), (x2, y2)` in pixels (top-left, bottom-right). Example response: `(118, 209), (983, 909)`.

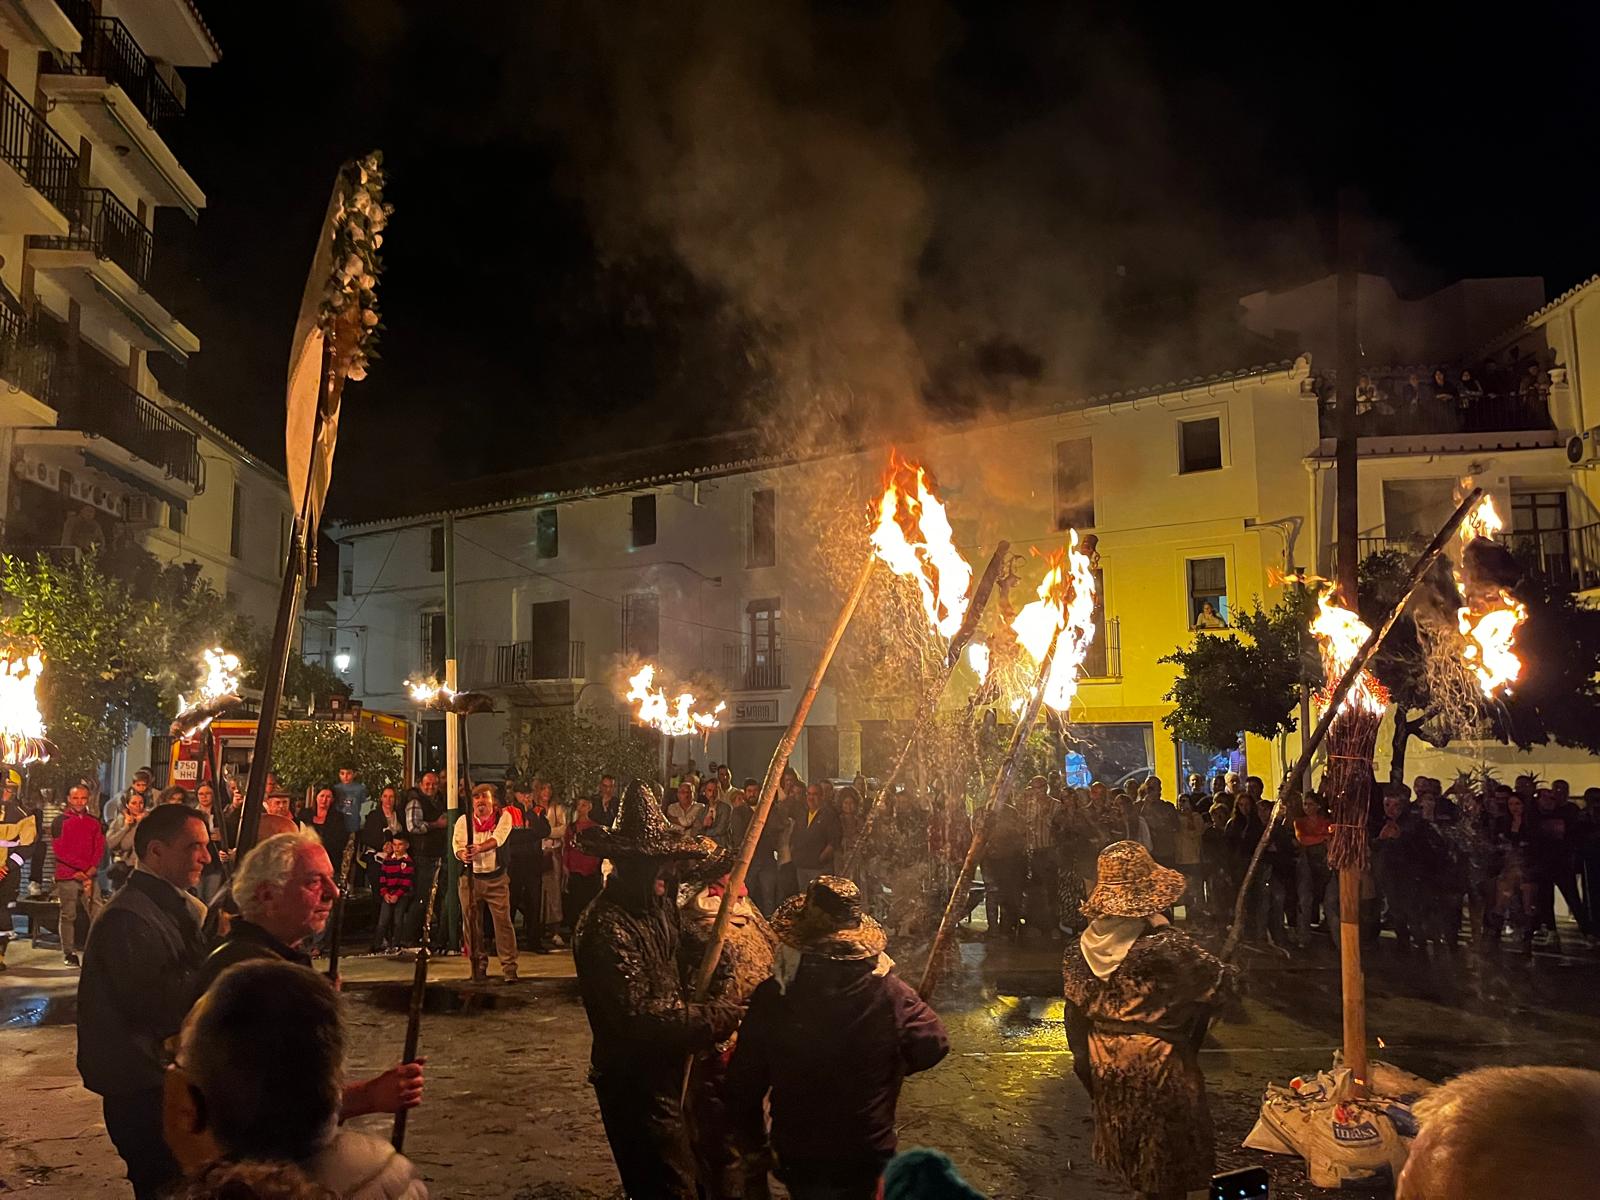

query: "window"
(1187, 557), (1229, 629)
(428, 525), (444, 573)
(622, 592), (660, 658)
(421, 611), (446, 678)
(228, 484), (243, 558)
(166, 501), (186, 535)
(1511, 491), (1574, 587)
(341, 567), (354, 598)
(1082, 568), (1111, 676)
(748, 488), (776, 567)
(535, 508), (559, 559)
(1053, 438), (1094, 531)
(530, 599), (571, 678)
(1382, 479), (1457, 544)
(746, 597), (782, 688)
(1178, 416), (1224, 474)
(630, 494), (657, 547)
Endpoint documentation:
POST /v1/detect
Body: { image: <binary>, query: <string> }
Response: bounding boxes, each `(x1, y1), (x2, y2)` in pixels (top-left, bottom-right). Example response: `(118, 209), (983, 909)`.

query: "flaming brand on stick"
(0, 647), (50, 765)
(869, 451), (973, 640)
(1009, 532), (1098, 712)
(407, 677), (456, 707)
(624, 664), (725, 740)
(1311, 595), (1388, 718)
(1453, 495), (1527, 696)
(173, 647), (242, 738)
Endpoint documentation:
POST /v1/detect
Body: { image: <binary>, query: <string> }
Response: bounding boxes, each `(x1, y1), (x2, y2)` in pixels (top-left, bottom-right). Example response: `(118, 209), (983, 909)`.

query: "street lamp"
(334, 651), (351, 673)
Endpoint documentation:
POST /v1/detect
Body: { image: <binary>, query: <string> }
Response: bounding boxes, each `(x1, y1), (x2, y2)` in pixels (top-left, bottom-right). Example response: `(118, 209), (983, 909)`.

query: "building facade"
(334, 275), (1600, 796)
(0, 1), (291, 624)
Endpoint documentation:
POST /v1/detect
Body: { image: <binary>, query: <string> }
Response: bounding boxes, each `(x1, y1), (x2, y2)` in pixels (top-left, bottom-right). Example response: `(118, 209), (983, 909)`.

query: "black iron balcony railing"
(0, 73), (80, 220)
(1507, 526), (1600, 594)
(1333, 526), (1600, 593)
(30, 187), (153, 285)
(0, 303), (59, 404)
(59, 372), (201, 489)
(49, 0), (185, 128)
(495, 640), (586, 683)
(1083, 616), (1121, 678)
(721, 643), (787, 690)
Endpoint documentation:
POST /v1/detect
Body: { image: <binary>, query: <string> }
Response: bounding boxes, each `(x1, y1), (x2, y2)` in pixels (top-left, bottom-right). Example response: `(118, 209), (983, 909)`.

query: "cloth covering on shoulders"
(299, 1128), (428, 1199)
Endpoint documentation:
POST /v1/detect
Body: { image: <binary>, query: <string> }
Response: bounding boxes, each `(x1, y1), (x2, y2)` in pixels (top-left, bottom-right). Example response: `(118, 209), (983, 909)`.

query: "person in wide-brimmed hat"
(572, 780), (737, 1200)
(727, 877), (949, 1199)
(1063, 840), (1238, 1200)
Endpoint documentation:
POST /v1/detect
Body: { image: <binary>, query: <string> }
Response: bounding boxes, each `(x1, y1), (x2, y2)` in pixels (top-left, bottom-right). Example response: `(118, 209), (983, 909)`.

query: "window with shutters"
(1053, 438), (1094, 531)
(748, 489), (776, 567)
(1186, 557), (1229, 630)
(1177, 416), (1224, 474)
(622, 592), (660, 658)
(631, 495), (657, 547)
(535, 508), (559, 559)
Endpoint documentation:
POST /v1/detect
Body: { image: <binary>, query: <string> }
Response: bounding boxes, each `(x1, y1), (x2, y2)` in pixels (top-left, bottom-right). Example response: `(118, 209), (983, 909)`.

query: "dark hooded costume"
(573, 780), (736, 1200)
(677, 854), (779, 1199)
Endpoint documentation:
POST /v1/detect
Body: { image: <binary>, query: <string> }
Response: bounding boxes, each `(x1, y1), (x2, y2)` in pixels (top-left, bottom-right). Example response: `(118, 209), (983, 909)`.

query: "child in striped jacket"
(372, 832), (415, 952)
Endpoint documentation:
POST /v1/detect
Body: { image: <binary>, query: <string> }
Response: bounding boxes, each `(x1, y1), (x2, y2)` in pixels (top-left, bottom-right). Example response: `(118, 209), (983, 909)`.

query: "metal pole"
(443, 513), (462, 947)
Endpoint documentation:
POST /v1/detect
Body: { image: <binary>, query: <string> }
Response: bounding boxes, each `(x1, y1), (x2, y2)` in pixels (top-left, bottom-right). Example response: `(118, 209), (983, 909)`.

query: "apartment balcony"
(1313, 367), (1560, 453)
(49, 370), (202, 492)
(28, 187), (199, 358)
(1329, 528), (1600, 594)
(40, 0), (205, 216)
(495, 640), (587, 685)
(0, 303), (59, 426)
(720, 644), (788, 691)
(1082, 616), (1122, 679)
(0, 72), (79, 236)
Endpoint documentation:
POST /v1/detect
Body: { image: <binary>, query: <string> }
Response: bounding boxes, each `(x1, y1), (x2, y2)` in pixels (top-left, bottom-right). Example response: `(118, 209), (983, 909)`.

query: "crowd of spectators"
(1318, 346), (1558, 437)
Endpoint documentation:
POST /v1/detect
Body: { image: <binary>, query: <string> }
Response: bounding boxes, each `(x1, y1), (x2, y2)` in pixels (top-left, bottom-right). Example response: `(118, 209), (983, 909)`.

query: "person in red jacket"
(51, 782), (106, 966)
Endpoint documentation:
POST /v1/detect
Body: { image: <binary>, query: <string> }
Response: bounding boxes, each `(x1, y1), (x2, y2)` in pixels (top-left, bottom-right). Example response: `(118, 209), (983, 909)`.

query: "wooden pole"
(918, 623), (1062, 1002)
(1222, 488), (1482, 960)
(391, 859), (443, 1153)
(443, 513), (463, 948)
(846, 541), (1009, 877)
(689, 553), (876, 1001)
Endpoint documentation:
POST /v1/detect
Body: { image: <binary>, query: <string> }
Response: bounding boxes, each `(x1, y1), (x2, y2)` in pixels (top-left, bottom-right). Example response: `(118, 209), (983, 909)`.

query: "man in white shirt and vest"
(453, 783), (521, 984)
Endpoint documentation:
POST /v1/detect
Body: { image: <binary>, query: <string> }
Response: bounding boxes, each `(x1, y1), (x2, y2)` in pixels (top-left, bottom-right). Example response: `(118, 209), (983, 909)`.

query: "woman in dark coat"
(1063, 841), (1237, 1200)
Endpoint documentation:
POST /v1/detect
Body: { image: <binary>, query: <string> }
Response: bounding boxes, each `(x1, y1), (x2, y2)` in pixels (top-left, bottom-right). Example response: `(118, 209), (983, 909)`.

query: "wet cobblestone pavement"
(1, 927), (1597, 1198)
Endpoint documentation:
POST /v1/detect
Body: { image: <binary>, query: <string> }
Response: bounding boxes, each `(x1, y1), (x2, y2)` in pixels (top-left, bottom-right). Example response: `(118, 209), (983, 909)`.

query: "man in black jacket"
(574, 780), (740, 1199)
(76, 803), (211, 1199)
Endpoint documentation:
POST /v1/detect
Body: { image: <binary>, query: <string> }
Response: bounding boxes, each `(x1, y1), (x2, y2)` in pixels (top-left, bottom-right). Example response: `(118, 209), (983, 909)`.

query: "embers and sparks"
(869, 452), (973, 640)
(625, 664), (725, 739)
(173, 647), (242, 738)
(407, 677), (457, 706)
(0, 647), (50, 765)
(1311, 593), (1388, 716)
(1454, 495), (1527, 696)
(1009, 531), (1098, 712)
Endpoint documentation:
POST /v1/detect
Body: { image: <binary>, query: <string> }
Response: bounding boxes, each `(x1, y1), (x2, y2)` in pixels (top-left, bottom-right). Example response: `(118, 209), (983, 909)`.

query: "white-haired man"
(192, 829), (424, 1119)
(1398, 1066), (1600, 1199)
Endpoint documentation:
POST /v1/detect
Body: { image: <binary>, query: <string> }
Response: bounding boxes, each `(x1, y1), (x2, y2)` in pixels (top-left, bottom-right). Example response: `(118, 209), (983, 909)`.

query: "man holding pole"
(573, 780), (741, 1199)
(453, 783), (520, 984)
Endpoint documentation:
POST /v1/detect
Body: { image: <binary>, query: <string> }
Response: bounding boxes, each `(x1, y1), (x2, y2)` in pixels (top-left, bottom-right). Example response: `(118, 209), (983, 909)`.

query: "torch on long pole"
(689, 552), (877, 1002)
(846, 541), (1009, 879)
(391, 859), (443, 1154)
(1222, 486), (1483, 961)
(918, 623), (1063, 1002)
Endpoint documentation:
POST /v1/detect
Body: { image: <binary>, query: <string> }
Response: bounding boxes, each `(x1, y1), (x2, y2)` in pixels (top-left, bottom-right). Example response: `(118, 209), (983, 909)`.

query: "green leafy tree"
(505, 711), (659, 801)
(1160, 591), (1317, 755)
(1, 550), (238, 789)
(269, 721), (404, 801)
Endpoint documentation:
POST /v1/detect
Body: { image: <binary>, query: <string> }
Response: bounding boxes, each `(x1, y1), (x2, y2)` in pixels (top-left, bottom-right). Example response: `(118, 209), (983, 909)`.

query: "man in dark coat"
(77, 803), (211, 1198)
(574, 780), (741, 1200)
(727, 875), (950, 1199)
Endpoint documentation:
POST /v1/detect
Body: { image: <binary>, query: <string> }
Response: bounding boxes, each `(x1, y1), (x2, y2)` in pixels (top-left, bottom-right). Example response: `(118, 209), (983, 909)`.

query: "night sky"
(153, 1), (1600, 520)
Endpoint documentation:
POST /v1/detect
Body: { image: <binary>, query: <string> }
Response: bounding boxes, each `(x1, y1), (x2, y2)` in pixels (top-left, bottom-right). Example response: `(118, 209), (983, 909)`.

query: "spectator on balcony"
(1354, 372), (1378, 417)
(1194, 601), (1228, 630)
(1457, 367), (1484, 414)
(62, 503), (104, 554)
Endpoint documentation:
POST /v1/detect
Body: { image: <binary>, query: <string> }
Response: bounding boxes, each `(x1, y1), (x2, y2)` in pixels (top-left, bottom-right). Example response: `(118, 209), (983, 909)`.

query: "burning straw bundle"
(1312, 600), (1390, 877)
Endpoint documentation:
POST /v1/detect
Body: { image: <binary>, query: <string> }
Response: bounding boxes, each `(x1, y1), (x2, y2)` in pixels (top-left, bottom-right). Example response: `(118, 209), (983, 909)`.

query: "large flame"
(407, 677), (456, 706)
(1454, 495), (1526, 695)
(0, 648), (50, 765)
(1311, 593), (1388, 716)
(1009, 532), (1099, 712)
(177, 647), (241, 713)
(966, 642), (990, 684)
(870, 452), (973, 640)
(625, 664), (725, 738)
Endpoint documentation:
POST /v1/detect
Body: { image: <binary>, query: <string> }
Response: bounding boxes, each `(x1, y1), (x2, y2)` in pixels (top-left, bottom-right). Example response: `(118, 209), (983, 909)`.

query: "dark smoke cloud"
(512, 1), (1325, 449)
